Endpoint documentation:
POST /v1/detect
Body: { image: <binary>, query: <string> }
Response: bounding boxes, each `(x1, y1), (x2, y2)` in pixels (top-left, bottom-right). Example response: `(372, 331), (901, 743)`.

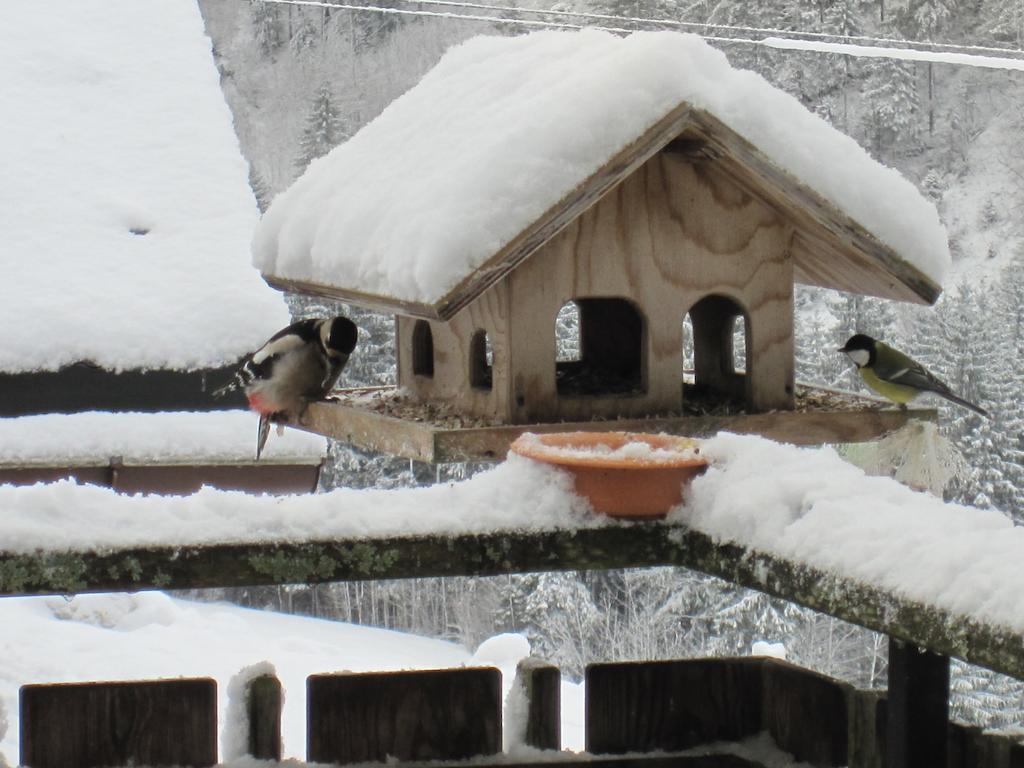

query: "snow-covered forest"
(196, 0), (1024, 730)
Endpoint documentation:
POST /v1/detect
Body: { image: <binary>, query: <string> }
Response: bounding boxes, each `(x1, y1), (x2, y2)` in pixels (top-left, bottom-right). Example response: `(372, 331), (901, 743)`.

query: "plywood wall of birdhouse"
(398, 150), (795, 425)
(397, 282), (513, 422)
(503, 150), (795, 424)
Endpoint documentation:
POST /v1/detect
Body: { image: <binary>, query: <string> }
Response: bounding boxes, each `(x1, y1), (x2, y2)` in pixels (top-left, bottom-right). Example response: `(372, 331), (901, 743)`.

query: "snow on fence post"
(224, 663), (282, 762)
(510, 657), (560, 751)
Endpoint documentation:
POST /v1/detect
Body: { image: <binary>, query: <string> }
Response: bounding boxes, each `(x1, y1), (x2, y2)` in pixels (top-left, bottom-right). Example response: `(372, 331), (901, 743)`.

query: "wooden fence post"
(246, 674), (282, 760)
(307, 667), (501, 765)
(20, 678), (217, 768)
(514, 658), (560, 751)
(760, 659), (849, 765)
(887, 638), (950, 768)
(585, 659), (762, 754)
(847, 688), (886, 768)
(949, 722), (1016, 768)
(1010, 739), (1024, 768)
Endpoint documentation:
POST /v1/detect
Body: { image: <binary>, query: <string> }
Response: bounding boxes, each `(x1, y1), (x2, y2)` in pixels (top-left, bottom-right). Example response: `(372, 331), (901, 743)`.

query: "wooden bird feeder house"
(255, 33), (946, 463)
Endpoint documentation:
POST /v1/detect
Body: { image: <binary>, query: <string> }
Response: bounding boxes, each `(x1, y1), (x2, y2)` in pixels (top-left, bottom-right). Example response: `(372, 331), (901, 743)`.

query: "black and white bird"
(215, 316), (358, 459)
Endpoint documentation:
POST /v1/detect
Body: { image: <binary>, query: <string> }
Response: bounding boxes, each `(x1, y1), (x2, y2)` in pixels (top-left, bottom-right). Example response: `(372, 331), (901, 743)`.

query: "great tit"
(838, 333), (989, 418)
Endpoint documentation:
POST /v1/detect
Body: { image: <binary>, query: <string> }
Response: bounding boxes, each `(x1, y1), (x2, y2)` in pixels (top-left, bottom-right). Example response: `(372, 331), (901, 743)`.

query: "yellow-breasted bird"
(838, 333), (989, 418)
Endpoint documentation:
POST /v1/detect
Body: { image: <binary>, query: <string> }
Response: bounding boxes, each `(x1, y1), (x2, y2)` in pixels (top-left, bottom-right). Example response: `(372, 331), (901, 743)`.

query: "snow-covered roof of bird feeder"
(255, 30), (950, 321)
(0, 0), (290, 414)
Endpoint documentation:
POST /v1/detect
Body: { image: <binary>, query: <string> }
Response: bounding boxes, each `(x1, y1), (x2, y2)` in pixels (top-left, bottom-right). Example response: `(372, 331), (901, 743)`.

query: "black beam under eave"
(0, 362), (246, 416)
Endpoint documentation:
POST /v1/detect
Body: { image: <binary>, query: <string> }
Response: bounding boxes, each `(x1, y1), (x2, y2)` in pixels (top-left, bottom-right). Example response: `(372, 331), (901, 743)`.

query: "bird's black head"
(325, 316), (358, 356)
(838, 333), (876, 366)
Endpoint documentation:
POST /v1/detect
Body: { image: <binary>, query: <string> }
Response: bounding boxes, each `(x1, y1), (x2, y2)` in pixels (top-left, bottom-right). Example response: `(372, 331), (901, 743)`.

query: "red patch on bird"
(247, 392), (276, 415)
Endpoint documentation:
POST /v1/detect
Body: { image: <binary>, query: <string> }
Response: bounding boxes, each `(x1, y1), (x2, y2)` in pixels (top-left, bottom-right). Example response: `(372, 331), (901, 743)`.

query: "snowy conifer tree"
(951, 660), (1024, 729)
(861, 57), (921, 158)
(522, 573), (601, 678)
(250, 2), (284, 56)
(922, 168), (945, 201)
(990, 251), (1024, 518)
(981, 0), (1024, 45)
(794, 287), (842, 388)
(906, 0), (959, 37)
(248, 165), (274, 212)
(937, 285), (997, 507)
(295, 81), (350, 173)
(290, 8), (320, 54)
(697, 585), (803, 658)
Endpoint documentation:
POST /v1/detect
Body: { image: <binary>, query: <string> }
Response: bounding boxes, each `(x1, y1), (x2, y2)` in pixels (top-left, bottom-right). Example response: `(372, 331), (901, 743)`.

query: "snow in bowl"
(510, 431), (708, 520)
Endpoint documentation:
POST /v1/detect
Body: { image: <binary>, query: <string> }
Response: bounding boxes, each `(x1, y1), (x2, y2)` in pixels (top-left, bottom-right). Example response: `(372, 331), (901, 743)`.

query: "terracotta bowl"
(510, 431), (708, 520)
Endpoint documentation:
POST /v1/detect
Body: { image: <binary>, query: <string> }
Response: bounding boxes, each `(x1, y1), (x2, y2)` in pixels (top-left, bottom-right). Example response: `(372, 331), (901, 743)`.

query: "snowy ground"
(0, 593), (821, 768)
(0, 592), (586, 765)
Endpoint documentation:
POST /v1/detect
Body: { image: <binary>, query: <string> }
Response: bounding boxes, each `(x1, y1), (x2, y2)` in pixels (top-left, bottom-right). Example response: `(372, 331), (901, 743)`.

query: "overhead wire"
(393, 0), (1024, 58)
(257, 0), (631, 33)
(255, 0), (1024, 67)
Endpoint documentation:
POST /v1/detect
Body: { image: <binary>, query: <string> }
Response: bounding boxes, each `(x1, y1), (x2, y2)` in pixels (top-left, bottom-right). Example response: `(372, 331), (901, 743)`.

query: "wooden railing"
(7, 520), (1024, 767)
(16, 658), (1024, 768)
(4, 523), (1024, 685)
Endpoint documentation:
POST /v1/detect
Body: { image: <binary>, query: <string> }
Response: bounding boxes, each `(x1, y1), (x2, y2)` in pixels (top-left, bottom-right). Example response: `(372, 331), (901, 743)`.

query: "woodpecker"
(215, 316), (358, 459)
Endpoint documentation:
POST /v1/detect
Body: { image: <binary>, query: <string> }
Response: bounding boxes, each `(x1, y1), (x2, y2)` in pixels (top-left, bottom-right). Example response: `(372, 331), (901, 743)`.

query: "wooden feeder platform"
(287, 384), (937, 463)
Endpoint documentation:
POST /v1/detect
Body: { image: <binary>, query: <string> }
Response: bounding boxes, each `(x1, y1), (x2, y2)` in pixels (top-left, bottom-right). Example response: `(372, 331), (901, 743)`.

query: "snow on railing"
(2, 433), (1024, 684)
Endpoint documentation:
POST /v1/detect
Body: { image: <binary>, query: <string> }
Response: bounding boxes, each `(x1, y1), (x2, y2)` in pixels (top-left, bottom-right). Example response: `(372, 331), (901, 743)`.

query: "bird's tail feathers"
(256, 413), (272, 460)
(940, 391), (990, 419)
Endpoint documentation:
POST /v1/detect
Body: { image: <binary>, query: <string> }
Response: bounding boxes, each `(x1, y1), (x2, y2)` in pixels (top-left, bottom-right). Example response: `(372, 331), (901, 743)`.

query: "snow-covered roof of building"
(0, 412), (327, 467)
(254, 30), (950, 320)
(0, 0), (289, 374)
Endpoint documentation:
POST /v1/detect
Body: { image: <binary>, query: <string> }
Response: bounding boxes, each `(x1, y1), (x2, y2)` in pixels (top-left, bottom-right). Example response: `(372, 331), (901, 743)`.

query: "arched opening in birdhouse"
(683, 294), (749, 409)
(469, 329), (493, 391)
(412, 320), (434, 378)
(556, 297), (645, 397)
